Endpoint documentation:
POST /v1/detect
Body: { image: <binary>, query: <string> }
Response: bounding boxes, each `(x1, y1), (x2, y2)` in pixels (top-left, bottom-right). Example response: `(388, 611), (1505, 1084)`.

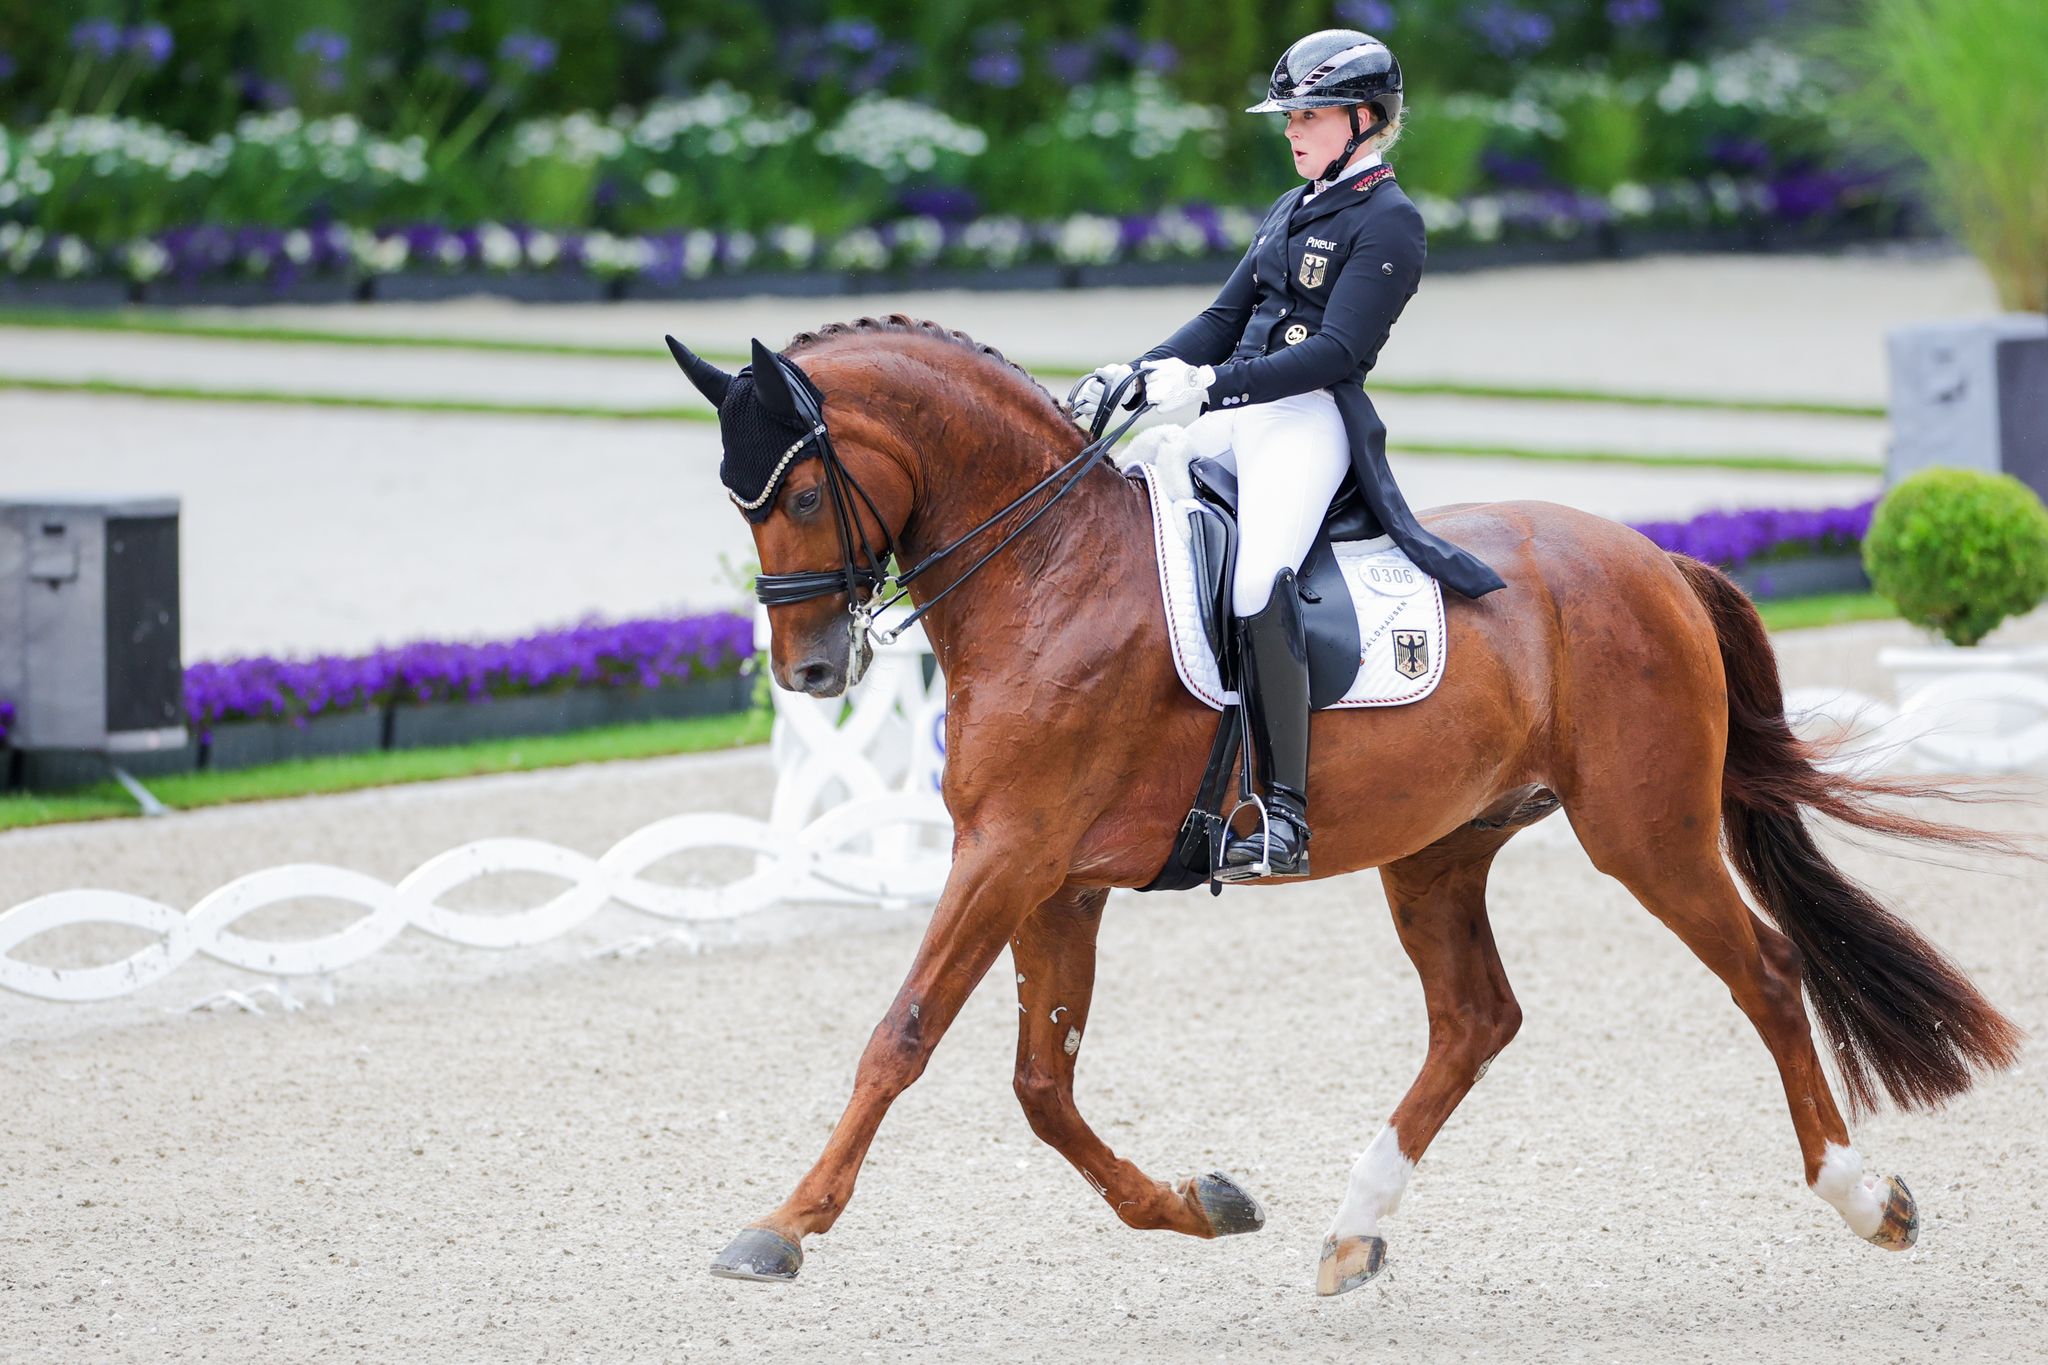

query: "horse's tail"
(1671, 553), (2023, 1115)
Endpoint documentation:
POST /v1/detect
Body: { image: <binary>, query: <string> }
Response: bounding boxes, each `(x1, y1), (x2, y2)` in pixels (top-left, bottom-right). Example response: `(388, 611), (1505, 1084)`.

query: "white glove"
(1137, 358), (1216, 413)
(1071, 362), (1134, 423)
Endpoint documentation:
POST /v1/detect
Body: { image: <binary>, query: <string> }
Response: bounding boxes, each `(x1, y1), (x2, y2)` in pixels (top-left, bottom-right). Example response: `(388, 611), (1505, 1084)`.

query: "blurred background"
(0, 0), (1979, 287)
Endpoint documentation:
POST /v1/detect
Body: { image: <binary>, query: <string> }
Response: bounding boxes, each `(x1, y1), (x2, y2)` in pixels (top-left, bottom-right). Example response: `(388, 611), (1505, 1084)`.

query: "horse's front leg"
(708, 843), (1066, 1283)
(1011, 884), (1266, 1238)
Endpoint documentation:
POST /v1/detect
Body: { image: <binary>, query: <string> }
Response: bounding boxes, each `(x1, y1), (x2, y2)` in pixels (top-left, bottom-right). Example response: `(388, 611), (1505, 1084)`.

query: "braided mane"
(785, 314), (1072, 421)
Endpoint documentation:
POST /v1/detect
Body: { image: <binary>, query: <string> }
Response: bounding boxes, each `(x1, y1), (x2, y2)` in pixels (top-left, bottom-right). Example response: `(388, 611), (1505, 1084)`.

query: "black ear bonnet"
(665, 335), (828, 523)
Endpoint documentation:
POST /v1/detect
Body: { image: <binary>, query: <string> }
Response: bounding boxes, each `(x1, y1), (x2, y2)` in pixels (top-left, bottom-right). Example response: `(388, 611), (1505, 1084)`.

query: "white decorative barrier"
(0, 609), (954, 1004)
(1786, 669), (2048, 775)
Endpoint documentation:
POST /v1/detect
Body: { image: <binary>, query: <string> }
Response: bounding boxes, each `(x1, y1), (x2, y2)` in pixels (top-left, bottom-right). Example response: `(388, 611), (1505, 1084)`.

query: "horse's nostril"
(795, 661), (838, 693)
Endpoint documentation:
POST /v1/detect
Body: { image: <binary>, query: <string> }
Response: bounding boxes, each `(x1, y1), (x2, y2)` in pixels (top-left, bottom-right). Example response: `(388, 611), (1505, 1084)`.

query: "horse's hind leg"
(1010, 884), (1264, 1238)
(1566, 800), (1920, 1251)
(1319, 825), (1524, 1296)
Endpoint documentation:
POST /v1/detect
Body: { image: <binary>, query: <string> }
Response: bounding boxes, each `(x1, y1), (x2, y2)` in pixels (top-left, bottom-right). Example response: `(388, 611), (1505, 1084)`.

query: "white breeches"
(1180, 389), (1353, 615)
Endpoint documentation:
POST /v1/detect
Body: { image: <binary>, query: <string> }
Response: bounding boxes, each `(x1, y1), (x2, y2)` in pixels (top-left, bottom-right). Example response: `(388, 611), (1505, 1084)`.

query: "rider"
(1074, 29), (1506, 880)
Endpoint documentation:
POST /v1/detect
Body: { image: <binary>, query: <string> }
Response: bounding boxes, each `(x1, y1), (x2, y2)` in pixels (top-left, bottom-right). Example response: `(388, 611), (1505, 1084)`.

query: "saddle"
(1127, 430), (1451, 893)
(1182, 458), (1383, 710)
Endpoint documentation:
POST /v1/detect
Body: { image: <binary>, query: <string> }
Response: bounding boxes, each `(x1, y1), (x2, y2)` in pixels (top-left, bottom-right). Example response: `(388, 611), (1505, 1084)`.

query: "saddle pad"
(1128, 428), (1447, 711)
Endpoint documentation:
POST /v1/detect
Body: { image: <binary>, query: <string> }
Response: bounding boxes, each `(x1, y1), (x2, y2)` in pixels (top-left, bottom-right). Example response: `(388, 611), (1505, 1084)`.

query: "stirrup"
(1213, 793), (1310, 882)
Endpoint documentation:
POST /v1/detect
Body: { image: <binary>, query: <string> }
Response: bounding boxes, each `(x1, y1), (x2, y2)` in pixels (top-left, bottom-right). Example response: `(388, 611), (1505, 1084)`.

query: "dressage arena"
(3, 255), (2045, 1360)
(3, 617), (2044, 1362)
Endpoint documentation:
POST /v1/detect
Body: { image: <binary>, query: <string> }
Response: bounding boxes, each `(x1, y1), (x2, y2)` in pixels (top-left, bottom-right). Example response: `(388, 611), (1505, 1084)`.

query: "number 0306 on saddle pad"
(1125, 425), (1448, 711)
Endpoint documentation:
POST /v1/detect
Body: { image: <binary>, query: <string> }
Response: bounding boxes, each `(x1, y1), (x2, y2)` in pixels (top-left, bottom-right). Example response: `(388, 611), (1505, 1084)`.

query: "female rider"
(1072, 29), (1505, 881)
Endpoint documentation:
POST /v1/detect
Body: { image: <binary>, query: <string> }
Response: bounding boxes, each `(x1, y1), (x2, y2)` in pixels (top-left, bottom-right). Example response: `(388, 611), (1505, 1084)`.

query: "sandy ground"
(3, 614), (2046, 1361)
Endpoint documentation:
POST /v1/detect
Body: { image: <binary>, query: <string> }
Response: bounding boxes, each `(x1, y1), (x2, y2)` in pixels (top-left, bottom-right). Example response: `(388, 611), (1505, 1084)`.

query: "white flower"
(961, 216), (1028, 268)
(892, 216), (944, 267)
(479, 223), (522, 271)
(643, 169), (679, 199)
(1464, 197), (1503, 244)
(435, 235), (468, 269)
(55, 236), (95, 278)
(1052, 214), (1120, 266)
(283, 230), (314, 264)
(1608, 182), (1654, 219)
(722, 230), (756, 272)
(818, 97), (986, 183)
(682, 229), (717, 278)
(825, 227), (888, 272)
(122, 239), (169, 281)
(526, 231), (561, 268)
(768, 224), (815, 268)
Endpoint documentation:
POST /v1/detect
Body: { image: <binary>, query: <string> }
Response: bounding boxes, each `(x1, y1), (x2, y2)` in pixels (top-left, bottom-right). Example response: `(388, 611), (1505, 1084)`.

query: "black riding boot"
(1219, 569), (1312, 879)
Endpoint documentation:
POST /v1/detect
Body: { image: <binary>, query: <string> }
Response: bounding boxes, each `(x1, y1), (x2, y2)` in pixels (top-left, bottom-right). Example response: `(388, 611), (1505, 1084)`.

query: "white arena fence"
(0, 609), (953, 1006)
(5, 616), (2041, 1007)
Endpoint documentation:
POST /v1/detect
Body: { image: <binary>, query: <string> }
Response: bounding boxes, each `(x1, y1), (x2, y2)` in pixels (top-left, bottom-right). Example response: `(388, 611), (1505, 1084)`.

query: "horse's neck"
(900, 431), (1151, 667)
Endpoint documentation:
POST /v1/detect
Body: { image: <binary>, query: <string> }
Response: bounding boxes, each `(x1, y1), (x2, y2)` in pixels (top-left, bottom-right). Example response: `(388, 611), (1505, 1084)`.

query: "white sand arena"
(3, 616), (2046, 1361)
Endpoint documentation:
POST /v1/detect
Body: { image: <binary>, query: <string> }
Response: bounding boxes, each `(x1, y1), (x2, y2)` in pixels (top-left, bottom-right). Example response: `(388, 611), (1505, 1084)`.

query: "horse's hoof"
(1317, 1234), (1387, 1296)
(1191, 1171), (1267, 1237)
(1866, 1175), (1919, 1251)
(708, 1227), (803, 1283)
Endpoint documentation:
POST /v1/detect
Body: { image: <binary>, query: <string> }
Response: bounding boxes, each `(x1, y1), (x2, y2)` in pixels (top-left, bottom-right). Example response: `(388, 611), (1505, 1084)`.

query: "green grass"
(0, 308), (1888, 418)
(1755, 591), (1898, 631)
(0, 708), (770, 832)
(0, 373), (715, 423)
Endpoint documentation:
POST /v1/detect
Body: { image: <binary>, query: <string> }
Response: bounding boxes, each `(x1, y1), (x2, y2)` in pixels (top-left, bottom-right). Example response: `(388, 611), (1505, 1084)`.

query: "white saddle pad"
(1125, 426), (1448, 712)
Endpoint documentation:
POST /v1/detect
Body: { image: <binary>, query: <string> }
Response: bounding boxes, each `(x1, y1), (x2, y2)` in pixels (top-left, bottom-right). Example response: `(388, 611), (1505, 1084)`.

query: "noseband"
(751, 360), (1149, 650)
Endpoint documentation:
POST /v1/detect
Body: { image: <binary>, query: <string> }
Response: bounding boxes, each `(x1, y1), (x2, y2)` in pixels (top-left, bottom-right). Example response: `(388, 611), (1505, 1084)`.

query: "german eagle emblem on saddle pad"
(1125, 428), (1448, 711)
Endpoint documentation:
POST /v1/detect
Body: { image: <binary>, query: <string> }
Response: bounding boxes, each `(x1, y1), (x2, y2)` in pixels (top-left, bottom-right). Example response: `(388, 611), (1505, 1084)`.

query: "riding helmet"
(1247, 29), (1403, 126)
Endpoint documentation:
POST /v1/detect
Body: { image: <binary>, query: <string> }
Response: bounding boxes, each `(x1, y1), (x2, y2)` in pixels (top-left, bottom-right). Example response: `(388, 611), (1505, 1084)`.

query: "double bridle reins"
(751, 361), (1150, 651)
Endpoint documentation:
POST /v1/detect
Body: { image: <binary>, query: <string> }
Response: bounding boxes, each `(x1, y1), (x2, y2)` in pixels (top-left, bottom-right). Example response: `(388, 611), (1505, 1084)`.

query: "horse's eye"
(792, 488), (822, 515)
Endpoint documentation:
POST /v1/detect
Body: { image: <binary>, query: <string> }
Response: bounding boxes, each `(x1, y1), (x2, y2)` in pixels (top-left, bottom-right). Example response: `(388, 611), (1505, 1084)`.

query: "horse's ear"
(664, 335), (732, 407)
(749, 337), (800, 421)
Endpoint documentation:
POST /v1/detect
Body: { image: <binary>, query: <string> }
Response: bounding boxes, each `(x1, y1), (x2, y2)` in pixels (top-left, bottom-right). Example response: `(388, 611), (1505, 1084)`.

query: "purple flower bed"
(183, 612), (753, 737)
(0, 699), (13, 747)
(1627, 499), (1874, 568)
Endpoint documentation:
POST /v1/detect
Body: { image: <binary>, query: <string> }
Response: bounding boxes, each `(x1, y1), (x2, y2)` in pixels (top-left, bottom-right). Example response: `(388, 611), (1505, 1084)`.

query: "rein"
(752, 365), (1150, 650)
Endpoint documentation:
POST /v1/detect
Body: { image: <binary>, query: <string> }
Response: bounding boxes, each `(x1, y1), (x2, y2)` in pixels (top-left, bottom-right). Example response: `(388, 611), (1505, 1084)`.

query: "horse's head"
(665, 334), (914, 698)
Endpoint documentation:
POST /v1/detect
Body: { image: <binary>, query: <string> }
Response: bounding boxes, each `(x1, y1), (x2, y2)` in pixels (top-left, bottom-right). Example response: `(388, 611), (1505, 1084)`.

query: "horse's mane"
(785, 315), (1073, 424)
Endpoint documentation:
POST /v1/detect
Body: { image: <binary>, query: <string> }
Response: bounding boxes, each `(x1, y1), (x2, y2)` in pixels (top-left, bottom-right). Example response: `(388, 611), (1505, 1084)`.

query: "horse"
(664, 314), (2020, 1295)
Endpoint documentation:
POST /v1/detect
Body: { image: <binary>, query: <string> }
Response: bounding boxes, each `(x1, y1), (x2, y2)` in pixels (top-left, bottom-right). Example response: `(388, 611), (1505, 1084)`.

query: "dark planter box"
(1073, 258), (1223, 289)
(201, 710), (385, 771)
(617, 269), (852, 301)
(368, 270), (612, 304)
(387, 671), (753, 750)
(8, 739), (199, 792)
(0, 277), (136, 308)
(140, 274), (362, 307)
(887, 263), (1071, 293)
(1612, 223), (1768, 257)
(1729, 552), (1871, 601)
(1428, 235), (1607, 275)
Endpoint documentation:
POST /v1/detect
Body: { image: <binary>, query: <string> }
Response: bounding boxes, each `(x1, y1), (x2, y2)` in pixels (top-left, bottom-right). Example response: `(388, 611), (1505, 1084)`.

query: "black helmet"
(1247, 29), (1403, 126)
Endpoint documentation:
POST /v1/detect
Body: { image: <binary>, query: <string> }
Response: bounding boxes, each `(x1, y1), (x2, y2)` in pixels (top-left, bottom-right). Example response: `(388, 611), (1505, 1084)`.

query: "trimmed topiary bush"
(1862, 469), (2048, 646)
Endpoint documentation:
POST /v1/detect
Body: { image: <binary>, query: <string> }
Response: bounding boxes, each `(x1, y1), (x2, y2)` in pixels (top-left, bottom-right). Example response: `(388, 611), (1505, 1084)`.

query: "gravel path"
(1, 777), (2042, 1361)
(3, 614), (2045, 1360)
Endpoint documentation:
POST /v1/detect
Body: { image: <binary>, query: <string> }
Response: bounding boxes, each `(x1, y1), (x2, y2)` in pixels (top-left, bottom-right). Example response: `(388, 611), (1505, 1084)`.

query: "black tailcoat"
(1140, 168), (1506, 599)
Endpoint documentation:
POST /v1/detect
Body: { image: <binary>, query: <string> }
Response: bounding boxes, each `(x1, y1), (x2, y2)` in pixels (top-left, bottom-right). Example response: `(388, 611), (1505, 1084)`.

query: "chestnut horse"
(668, 316), (2018, 1295)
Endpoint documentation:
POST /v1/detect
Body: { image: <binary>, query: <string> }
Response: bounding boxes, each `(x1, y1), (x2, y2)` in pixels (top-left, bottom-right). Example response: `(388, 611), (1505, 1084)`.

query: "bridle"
(750, 358), (1151, 652)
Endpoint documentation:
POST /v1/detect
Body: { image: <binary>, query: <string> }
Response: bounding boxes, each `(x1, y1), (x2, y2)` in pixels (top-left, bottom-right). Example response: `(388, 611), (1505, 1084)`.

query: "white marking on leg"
(1326, 1125), (1414, 1241)
(1063, 1027), (1082, 1056)
(1050, 1005), (1067, 1022)
(1812, 1142), (1885, 1239)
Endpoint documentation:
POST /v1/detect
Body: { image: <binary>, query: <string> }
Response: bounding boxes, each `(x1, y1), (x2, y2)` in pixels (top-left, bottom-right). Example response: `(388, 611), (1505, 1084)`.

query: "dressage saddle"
(1181, 459), (1384, 711)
